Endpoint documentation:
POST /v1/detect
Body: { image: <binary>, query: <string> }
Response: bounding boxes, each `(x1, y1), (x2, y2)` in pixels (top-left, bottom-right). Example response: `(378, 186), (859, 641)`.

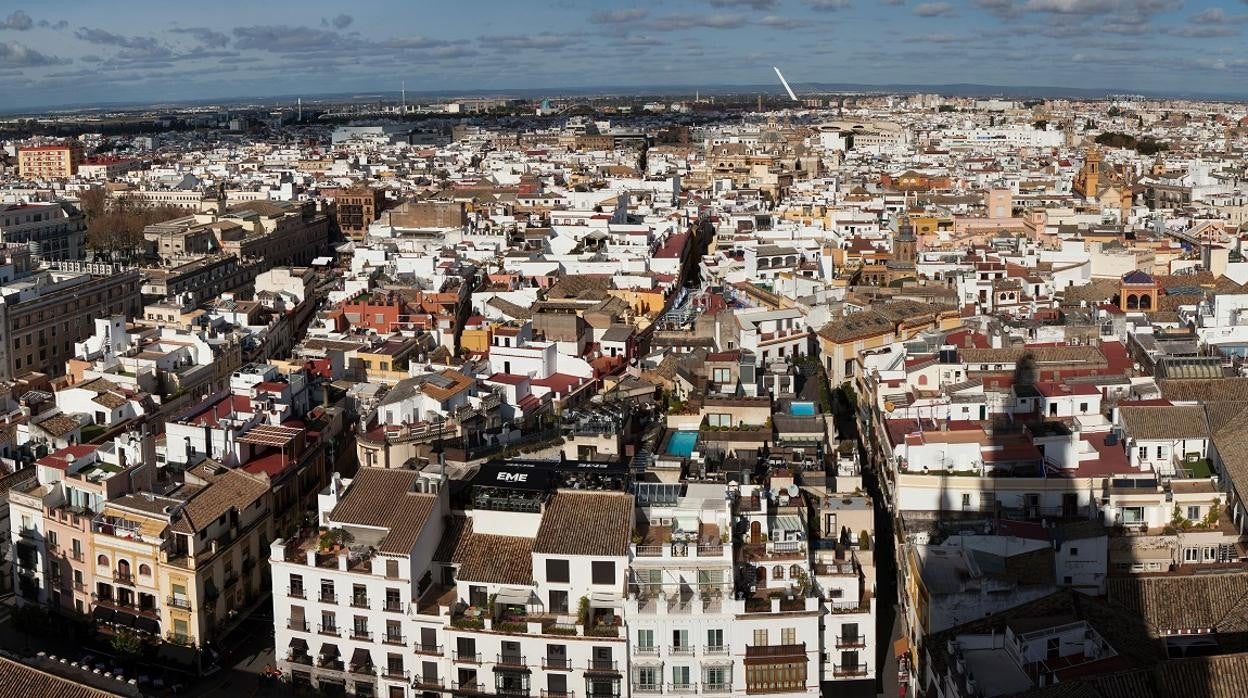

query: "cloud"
(914, 2), (954, 16)
(650, 14), (747, 30)
(804, 0), (850, 8)
(1188, 8), (1248, 25)
(380, 36), (452, 49)
(74, 27), (162, 50)
(0, 41), (68, 67)
(759, 15), (805, 28)
(331, 14), (353, 30)
(479, 33), (578, 50)
(589, 8), (649, 23)
(1162, 25), (1240, 38)
(231, 25), (346, 52)
(1, 10), (33, 30)
(709, 0), (780, 9)
(36, 19), (68, 30)
(169, 27), (230, 48)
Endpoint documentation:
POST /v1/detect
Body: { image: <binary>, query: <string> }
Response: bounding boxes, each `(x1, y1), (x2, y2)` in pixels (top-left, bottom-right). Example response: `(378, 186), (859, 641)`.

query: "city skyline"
(4, 1), (1248, 110)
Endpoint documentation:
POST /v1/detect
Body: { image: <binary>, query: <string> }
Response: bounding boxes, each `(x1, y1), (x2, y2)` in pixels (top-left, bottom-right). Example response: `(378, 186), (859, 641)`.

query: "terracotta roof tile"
(532, 490), (633, 557)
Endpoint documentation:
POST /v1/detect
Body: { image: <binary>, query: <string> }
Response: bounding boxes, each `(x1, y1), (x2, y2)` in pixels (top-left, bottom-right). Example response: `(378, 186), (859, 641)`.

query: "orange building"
(18, 142), (84, 179)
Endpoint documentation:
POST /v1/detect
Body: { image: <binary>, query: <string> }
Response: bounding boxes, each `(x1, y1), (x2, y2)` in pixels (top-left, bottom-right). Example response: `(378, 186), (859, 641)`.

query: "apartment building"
(0, 260), (142, 379)
(0, 201), (87, 260)
(333, 187), (386, 240)
(272, 461), (637, 698)
(18, 142), (84, 179)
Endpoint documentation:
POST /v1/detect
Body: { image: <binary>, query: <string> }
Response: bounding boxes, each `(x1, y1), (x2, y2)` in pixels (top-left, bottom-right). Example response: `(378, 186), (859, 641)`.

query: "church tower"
(893, 212), (917, 265)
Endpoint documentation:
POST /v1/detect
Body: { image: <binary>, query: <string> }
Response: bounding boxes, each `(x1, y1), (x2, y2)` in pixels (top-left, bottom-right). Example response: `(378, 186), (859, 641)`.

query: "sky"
(2, 0), (1248, 110)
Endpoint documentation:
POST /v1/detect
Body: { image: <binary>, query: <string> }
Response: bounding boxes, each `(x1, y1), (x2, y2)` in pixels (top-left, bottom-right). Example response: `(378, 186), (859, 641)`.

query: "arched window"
(772, 565), (784, 580)
(790, 565), (802, 578)
(1126, 294), (1139, 310)
(139, 563), (152, 577)
(97, 554), (109, 566)
(117, 559), (131, 576)
(1140, 294), (1152, 310)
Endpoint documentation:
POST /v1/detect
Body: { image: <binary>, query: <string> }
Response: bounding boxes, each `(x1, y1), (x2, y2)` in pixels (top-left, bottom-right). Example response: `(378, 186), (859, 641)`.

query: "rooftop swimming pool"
(790, 402), (817, 416)
(666, 430), (699, 457)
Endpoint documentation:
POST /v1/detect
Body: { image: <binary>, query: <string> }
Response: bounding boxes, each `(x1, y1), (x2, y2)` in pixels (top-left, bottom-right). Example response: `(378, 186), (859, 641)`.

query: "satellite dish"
(885, 401), (896, 413)
(787, 484), (800, 497)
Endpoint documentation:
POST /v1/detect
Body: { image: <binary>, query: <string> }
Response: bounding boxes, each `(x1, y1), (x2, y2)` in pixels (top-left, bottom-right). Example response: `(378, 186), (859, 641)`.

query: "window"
(672, 666), (691, 689)
(753, 629), (768, 646)
(321, 611), (336, 633)
(1188, 506), (1201, 521)
(635, 667), (658, 689)
(673, 629), (689, 649)
(1120, 507), (1144, 524)
(781, 628), (796, 646)
(386, 559), (399, 578)
(1156, 446), (1164, 459)
(591, 561), (615, 585)
(353, 616), (369, 638)
(712, 368), (731, 383)
(97, 554), (109, 566)
(549, 589), (568, 614)
(840, 623), (858, 643)
(961, 493), (971, 507)
(290, 574), (304, 597)
(1069, 548), (1079, 557)
(1138, 446), (1147, 461)
(1204, 546), (1218, 562)
(704, 666), (729, 690)
(707, 628), (724, 649)
(385, 588), (402, 611)
(1079, 402), (1088, 413)
(547, 673), (567, 696)
(637, 629), (654, 649)
(546, 559), (570, 584)
(139, 564), (151, 577)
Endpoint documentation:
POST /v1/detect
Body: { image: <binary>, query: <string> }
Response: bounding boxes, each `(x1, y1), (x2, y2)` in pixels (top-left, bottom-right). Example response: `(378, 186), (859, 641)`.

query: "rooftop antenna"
(297, 97), (302, 122)
(401, 81), (406, 114)
(773, 66), (799, 103)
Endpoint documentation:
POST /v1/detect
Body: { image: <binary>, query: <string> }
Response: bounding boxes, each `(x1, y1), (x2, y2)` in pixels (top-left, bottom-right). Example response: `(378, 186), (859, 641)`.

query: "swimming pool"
(666, 431), (699, 457)
(790, 402), (817, 416)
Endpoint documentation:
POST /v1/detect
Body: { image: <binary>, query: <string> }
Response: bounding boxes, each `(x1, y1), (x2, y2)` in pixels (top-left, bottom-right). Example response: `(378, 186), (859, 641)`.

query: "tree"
(110, 628), (144, 658)
(1107, 106), (1122, 117)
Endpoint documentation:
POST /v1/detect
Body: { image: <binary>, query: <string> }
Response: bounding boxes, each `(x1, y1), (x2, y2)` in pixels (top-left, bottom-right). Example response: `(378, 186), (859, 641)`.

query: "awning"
(289, 637), (309, 651)
(589, 591), (623, 608)
(770, 515), (804, 533)
(113, 611), (137, 628)
(92, 606), (115, 623)
(135, 616), (161, 635)
(350, 648), (373, 669)
(495, 587), (531, 606)
(894, 637), (910, 658)
(320, 643), (340, 658)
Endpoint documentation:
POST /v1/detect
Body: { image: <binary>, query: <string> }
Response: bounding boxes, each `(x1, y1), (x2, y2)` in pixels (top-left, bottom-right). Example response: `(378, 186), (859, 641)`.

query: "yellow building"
(18, 142), (84, 179)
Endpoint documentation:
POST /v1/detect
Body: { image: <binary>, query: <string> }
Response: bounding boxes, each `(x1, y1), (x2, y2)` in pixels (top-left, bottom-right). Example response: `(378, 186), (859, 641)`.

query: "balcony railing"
(634, 647), (660, 657)
(833, 664), (868, 678)
(350, 629), (373, 641)
(541, 691), (574, 698)
(167, 596), (192, 610)
(70, 551), (85, 562)
(496, 654), (526, 667)
(703, 683), (731, 694)
(319, 591), (338, 604)
(667, 684), (697, 694)
(670, 646), (695, 656)
(351, 595), (369, 609)
(113, 572), (134, 585)
(452, 681), (485, 693)
(381, 668), (408, 680)
(288, 586), (306, 599)
(543, 657), (571, 670)
(383, 599), (404, 612)
(587, 659), (619, 672)
(633, 685), (661, 694)
(836, 635), (866, 648)
(415, 643), (443, 656)
(413, 675), (443, 689)
(453, 651), (483, 664)
(382, 633), (405, 646)
(317, 624), (339, 636)
(349, 664), (376, 677)
(288, 619), (309, 632)
(704, 645), (728, 655)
